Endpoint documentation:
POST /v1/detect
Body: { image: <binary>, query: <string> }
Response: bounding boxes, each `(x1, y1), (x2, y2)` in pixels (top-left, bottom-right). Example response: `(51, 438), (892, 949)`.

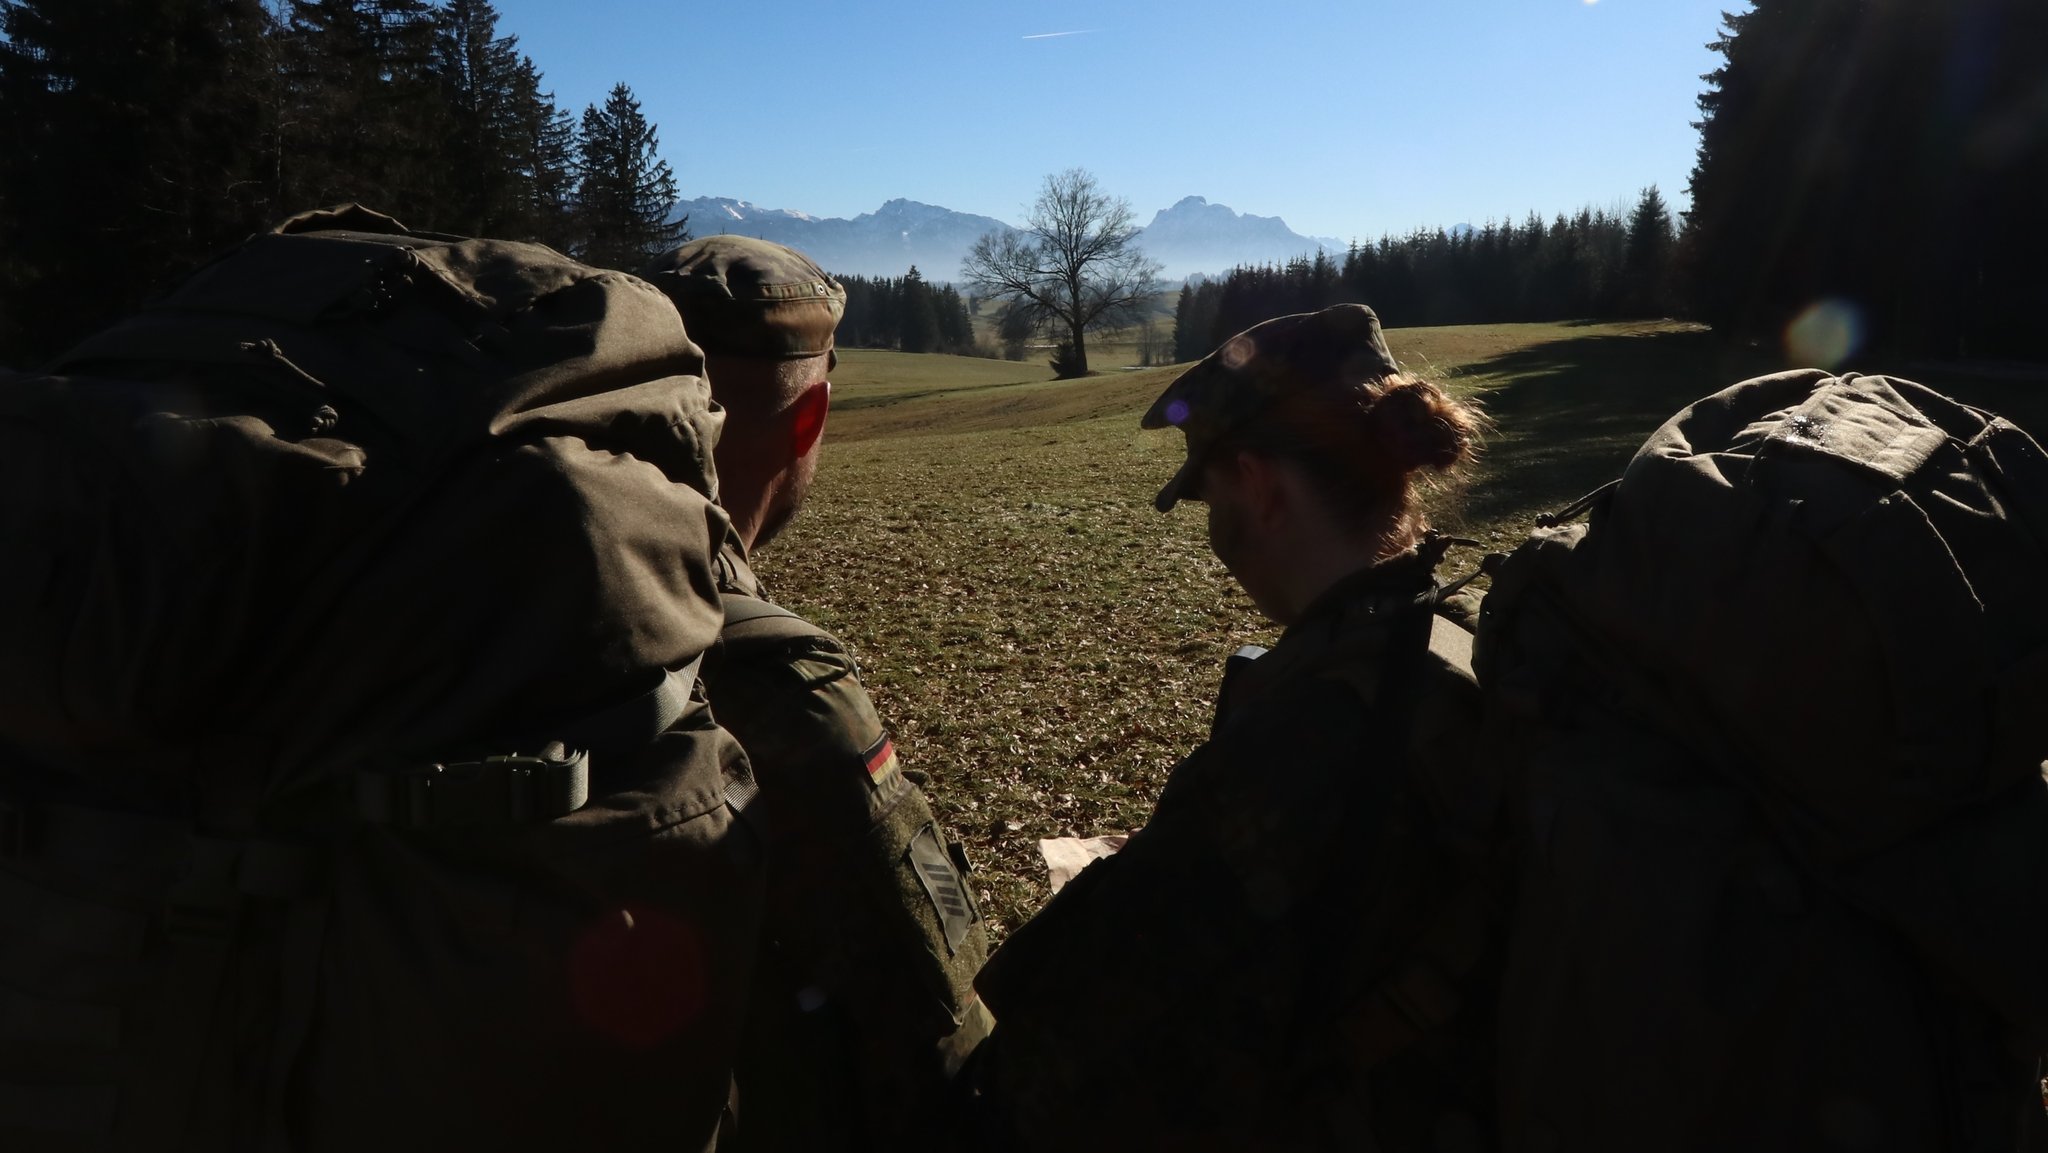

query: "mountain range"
(675, 194), (1346, 282)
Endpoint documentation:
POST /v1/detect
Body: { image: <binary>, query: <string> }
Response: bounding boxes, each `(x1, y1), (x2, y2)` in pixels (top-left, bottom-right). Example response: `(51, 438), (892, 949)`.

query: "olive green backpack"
(0, 206), (764, 1152)
(1474, 370), (2048, 1151)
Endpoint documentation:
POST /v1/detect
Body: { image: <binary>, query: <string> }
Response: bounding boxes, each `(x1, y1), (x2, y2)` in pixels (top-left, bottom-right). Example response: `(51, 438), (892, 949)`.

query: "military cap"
(641, 235), (846, 367)
(1142, 303), (1400, 512)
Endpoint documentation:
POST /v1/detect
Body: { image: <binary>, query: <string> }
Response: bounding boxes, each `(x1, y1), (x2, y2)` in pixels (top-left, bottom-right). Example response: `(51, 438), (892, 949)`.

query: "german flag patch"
(861, 733), (903, 795)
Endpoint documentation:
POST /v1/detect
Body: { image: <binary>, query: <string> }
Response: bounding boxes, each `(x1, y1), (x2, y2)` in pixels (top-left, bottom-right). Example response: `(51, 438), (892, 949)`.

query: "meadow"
(759, 321), (2048, 938)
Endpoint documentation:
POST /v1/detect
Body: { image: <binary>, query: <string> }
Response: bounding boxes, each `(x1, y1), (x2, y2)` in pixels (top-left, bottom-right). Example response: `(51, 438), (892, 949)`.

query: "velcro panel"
(906, 823), (978, 957)
(1754, 375), (1948, 485)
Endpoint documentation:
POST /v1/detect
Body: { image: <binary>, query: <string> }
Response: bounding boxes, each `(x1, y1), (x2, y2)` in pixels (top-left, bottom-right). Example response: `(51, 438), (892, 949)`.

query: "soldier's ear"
(789, 379), (830, 459)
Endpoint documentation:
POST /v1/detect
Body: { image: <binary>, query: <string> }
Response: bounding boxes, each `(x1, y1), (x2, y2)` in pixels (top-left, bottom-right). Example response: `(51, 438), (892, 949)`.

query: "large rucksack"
(0, 206), (764, 1151)
(1474, 369), (2048, 1151)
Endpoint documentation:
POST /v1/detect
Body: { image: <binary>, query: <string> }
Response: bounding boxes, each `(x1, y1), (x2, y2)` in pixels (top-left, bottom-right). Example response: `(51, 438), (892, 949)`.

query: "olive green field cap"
(641, 235), (846, 368)
(1142, 303), (1399, 511)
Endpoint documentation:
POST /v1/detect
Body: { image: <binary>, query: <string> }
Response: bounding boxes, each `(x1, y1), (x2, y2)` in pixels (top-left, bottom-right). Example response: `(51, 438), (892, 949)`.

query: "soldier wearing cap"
(958, 304), (1499, 1150)
(640, 236), (992, 1152)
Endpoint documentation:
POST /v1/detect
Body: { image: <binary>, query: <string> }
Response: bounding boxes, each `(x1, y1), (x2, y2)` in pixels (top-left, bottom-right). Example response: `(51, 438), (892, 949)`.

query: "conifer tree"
(897, 266), (940, 354)
(280, 0), (447, 223)
(1622, 186), (1676, 318)
(434, 0), (536, 236)
(515, 63), (579, 250)
(1685, 0), (2046, 356)
(573, 83), (686, 269)
(0, 0), (277, 359)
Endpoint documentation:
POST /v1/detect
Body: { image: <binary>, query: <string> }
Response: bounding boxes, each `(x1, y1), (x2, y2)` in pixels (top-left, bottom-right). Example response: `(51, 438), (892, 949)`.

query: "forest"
(0, 0), (686, 362)
(2, 0), (2043, 368)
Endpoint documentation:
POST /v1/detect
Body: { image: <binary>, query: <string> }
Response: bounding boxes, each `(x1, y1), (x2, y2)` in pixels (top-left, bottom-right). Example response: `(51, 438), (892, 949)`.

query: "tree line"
(0, 0), (684, 363)
(1681, 0), (2044, 360)
(836, 267), (985, 357)
(1177, 0), (2045, 366)
(1175, 188), (1676, 363)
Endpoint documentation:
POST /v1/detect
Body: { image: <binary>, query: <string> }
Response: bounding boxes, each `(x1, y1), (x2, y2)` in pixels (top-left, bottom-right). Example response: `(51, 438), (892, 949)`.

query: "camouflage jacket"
(965, 552), (1499, 1152)
(706, 542), (993, 1152)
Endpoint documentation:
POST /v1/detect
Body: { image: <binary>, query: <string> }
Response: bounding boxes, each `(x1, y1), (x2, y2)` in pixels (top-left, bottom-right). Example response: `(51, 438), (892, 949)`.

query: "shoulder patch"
(905, 822), (980, 955)
(861, 735), (909, 804)
(862, 734), (897, 778)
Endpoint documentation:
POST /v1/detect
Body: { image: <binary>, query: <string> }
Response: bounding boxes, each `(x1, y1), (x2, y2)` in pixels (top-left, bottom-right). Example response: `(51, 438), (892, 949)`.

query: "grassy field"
(765, 322), (2048, 939)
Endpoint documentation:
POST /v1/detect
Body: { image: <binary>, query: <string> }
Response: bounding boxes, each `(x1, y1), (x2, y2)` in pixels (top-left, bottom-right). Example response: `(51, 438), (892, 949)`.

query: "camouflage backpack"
(1473, 370), (2048, 1151)
(0, 206), (764, 1151)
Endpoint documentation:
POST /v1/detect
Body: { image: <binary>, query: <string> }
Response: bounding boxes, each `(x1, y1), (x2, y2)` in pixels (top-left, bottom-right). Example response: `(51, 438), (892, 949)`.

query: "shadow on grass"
(1453, 327), (1777, 531)
(1450, 327), (2048, 535)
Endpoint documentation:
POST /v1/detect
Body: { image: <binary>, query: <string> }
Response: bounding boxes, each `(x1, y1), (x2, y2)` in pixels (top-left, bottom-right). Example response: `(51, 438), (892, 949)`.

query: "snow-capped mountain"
(674, 194), (1346, 282)
(676, 197), (1010, 281)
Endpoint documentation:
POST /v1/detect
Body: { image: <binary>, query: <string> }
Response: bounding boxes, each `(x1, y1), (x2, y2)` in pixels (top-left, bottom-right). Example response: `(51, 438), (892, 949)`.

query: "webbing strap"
(717, 592), (827, 649)
(551, 655), (703, 755)
(353, 657), (703, 830)
(1299, 570), (1477, 1078)
(1817, 492), (1989, 769)
(260, 895), (330, 1153)
(116, 837), (243, 1150)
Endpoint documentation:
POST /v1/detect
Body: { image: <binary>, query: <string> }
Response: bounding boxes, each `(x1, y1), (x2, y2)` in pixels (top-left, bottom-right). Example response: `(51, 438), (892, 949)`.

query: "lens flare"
(570, 906), (708, 1049)
(1220, 335), (1255, 371)
(1164, 398), (1191, 426)
(1784, 298), (1865, 369)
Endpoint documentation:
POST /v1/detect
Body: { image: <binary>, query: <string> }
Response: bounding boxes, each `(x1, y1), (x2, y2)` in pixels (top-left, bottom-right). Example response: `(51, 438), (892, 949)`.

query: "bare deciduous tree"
(961, 168), (1161, 378)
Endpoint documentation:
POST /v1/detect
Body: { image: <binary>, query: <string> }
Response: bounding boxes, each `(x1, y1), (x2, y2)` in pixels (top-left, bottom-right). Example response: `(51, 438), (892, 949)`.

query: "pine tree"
(1622, 186), (1676, 318)
(1685, 0), (2045, 357)
(0, 0), (277, 360)
(516, 63), (579, 250)
(897, 266), (940, 353)
(280, 0), (448, 224)
(573, 83), (685, 269)
(934, 284), (974, 353)
(434, 0), (535, 236)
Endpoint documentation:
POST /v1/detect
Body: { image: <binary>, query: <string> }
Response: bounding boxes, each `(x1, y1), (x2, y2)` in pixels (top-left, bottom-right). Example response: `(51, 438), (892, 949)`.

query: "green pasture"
(769, 323), (2048, 939)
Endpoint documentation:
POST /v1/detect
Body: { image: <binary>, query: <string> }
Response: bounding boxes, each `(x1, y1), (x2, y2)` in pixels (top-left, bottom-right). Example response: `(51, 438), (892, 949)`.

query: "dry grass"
(760, 320), (2048, 939)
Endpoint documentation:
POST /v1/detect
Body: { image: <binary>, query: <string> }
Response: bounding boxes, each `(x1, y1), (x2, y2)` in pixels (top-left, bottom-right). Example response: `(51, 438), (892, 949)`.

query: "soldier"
(958, 304), (1499, 1151)
(641, 236), (993, 1152)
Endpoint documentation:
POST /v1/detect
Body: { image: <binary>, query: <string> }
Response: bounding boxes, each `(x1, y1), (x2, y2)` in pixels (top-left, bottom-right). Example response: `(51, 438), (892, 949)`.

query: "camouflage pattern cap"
(1141, 303), (1399, 511)
(642, 235), (846, 367)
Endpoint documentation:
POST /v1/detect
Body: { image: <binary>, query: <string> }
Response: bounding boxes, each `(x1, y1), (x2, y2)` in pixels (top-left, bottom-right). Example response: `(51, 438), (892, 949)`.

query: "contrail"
(1023, 30), (1093, 39)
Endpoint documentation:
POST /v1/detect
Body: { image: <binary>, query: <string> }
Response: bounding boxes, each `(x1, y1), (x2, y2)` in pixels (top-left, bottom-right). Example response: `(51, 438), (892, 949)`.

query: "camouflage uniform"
(967, 561), (1494, 1151)
(705, 543), (992, 1151)
(643, 237), (992, 1151)
(962, 305), (1500, 1151)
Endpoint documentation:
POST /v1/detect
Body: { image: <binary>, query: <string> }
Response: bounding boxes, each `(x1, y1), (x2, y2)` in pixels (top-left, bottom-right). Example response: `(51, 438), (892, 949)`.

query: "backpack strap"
(1314, 567), (1501, 1077)
(718, 591), (832, 648)
(351, 658), (703, 831)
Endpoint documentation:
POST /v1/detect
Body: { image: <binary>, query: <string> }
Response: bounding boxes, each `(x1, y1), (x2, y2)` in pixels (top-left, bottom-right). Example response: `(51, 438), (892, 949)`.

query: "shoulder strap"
(718, 592), (834, 650)
(1314, 575), (1500, 1072)
(353, 658), (703, 831)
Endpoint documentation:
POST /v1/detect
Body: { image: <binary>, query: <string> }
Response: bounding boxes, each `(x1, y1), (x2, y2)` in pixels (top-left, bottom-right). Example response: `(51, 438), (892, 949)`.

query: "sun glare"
(1785, 298), (1867, 369)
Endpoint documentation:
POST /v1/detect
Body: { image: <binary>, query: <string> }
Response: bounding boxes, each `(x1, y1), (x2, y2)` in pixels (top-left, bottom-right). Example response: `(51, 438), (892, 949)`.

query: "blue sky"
(490, 0), (1744, 242)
